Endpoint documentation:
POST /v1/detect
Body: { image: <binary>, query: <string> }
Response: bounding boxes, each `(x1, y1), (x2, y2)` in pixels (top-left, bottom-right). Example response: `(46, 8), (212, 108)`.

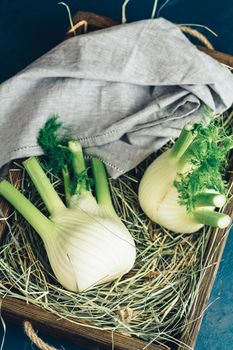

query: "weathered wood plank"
(65, 11), (118, 38)
(178, 173), (233, 349)
(1, 297), (166, 350)
(197, 46), (233, 68)
(0, 167), (21, 243)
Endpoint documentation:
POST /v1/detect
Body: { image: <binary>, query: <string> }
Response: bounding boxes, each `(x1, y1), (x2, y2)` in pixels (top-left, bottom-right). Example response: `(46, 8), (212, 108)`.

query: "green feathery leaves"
(174, 117), (233, 213)
(38, 116), (92, 195)
(38, 116), (72, 175)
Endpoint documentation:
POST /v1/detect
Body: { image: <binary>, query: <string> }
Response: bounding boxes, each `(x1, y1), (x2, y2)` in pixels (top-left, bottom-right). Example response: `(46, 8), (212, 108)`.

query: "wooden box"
(0, 12), (233, 350)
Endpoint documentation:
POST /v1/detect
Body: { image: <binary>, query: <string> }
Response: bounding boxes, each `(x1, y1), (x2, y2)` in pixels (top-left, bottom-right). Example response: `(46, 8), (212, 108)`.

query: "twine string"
(24, 321), (59, 350)
(179, 25), (214, 50)
(118, 307), (137, 324)
(67, 19), (214, 50)
(67, 20), (88, 35)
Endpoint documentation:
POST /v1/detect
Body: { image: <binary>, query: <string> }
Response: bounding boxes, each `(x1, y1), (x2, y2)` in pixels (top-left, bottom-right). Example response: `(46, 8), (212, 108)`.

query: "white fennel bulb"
(139, 122), (231, 233)
(45, 206), (135, 292)
(0, 143), (136, 292)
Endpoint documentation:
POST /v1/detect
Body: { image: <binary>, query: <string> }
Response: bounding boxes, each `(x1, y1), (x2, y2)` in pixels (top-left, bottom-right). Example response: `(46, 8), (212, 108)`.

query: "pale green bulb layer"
(139, 123), (231, 233)
(0, 155), (136, 292)
(45, 206), (136, 292)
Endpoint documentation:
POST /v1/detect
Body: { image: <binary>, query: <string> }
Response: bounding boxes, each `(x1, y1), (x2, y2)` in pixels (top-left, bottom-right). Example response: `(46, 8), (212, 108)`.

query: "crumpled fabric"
(0, 18), (233, 178)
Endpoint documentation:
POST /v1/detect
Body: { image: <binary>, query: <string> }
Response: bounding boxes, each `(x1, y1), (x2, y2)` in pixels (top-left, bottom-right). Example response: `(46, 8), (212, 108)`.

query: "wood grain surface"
(178, 174), (233, 349)
(0, 297), (166, 350)
(197, 46), (233, 68)
(0, 167), (21, 243)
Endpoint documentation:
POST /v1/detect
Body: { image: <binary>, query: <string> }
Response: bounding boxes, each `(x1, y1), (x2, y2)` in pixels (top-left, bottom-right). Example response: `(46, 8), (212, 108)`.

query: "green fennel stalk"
(0, 118), (136, 291)
(174, 119), (233, 213)
(139, 112), (232, 232)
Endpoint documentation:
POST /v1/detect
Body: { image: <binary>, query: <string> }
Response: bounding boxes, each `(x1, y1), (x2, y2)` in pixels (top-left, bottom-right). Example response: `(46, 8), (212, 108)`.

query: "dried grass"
(0, 113), (232, 349)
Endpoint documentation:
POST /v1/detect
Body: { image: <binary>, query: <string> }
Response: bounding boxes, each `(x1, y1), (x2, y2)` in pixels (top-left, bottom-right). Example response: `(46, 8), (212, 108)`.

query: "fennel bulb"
(139, 121), (232, 233)
(0, 142), (136, 292)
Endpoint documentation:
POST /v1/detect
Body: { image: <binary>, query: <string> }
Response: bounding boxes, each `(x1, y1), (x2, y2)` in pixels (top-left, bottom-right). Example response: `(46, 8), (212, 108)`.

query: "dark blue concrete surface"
(195, 227), (233, 350)
(0, 1), (232, 349)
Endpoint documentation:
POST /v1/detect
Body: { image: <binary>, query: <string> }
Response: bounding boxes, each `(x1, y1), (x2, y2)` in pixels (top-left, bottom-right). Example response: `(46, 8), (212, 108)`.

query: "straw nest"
(0, 112), (232, 349)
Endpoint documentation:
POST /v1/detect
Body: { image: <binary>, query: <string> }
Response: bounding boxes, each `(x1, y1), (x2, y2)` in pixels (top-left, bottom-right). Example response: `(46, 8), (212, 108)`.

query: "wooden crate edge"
(0, 297), (166, 350)
(178, 173), (233, 349)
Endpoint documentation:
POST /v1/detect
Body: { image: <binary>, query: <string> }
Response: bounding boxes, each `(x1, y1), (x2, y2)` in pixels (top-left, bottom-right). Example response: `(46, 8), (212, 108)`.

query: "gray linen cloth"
(0, 18), (233, 178)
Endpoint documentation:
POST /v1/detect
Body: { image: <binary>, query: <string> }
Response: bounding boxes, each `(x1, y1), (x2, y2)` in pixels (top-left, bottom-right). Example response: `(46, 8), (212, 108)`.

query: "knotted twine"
(24, 321), (59, 350)
(67, 17), (214, 50)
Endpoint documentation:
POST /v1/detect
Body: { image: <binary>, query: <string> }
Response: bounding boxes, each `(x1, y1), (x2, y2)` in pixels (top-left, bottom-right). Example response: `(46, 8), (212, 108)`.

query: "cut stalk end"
(171, 124), (196, 159)
(68, 140), (82, 154)
(68, 140), (89, 195)
(0, 179), (54, 239)
(195, 192), (226, 208)
(91, 157), (114, 212)
(213, 194), (227, 208)
(184, 123), (194, 131)
(193, 209), (231, 229)
(23, 157), (66, 215)
(68, 140), (86, 177)
(218, 215), (231, 229)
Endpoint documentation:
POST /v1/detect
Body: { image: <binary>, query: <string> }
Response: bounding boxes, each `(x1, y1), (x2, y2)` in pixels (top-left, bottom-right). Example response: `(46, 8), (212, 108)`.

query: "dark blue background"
(0, 1), (233, 349)
(1, 0), (233, 84)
